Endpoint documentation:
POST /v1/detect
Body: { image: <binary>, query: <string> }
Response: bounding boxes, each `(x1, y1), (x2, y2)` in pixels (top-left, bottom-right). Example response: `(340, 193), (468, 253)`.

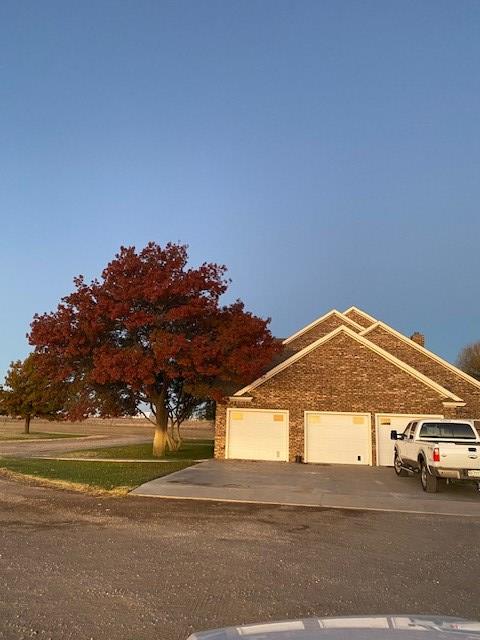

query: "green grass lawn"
(0, 432), (83, 441)
(0, 458), (193, 493)
(63, 438), (214, 460)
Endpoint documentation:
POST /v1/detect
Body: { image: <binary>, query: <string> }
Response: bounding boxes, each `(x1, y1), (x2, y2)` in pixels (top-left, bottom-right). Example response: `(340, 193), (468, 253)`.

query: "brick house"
(214, 307), (480, 466)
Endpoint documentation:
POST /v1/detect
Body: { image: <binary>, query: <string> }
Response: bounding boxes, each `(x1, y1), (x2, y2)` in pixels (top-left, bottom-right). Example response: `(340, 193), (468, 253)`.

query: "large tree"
(457, 342), (480, 381)
(0, 354), (66, 433)
(30, 242), (280, 456)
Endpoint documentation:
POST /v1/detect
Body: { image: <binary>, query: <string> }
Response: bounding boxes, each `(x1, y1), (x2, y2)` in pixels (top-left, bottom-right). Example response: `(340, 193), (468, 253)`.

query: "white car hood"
(188, 616), (480, 640)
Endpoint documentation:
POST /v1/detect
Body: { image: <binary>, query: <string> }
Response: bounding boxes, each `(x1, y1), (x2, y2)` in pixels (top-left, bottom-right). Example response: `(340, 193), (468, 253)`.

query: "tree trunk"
(152, 401), (169, 458)
(153, 425), (167, 458)
(166, 431), (177, 451)
(172, 421), (183, 451)
(24, 414), (31, 434)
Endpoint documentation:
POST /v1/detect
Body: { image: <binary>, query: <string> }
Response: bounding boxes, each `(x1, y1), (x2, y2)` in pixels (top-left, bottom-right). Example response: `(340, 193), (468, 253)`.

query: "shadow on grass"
(63, 439), (214, 461)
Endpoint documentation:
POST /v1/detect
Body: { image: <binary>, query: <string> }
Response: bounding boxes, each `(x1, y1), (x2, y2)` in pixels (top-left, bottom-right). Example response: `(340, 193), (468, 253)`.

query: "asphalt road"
(1, 478), (480, 640)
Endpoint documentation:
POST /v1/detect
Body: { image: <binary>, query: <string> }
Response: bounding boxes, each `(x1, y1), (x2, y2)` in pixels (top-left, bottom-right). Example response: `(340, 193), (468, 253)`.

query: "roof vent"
(410, 332), (425, 347)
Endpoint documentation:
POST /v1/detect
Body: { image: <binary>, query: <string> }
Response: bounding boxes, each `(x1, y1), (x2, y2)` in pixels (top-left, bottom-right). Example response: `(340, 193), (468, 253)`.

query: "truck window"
(402, 422), (412, 437)
(418, 422), (476, 439)
(408, 422), (417, 439)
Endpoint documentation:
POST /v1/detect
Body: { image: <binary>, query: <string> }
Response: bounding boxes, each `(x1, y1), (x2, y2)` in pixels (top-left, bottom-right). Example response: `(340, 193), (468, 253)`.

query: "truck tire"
(420, 460), (438, 493)
(394, 453), (408, 477)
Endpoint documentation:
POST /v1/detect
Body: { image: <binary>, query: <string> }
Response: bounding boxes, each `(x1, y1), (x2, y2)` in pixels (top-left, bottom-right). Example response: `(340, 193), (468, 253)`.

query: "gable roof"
(361, 321), (480, 392)
(343, 306), (377, 326)
(282, 309), (363, 345)
(235, 325), (463, 401)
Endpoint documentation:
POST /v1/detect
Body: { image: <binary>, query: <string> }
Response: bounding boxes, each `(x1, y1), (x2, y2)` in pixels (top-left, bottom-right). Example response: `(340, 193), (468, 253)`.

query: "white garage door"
(375, 414), (443, 466)
(226, 409), (289, 461)
(305, 412), (371, 465)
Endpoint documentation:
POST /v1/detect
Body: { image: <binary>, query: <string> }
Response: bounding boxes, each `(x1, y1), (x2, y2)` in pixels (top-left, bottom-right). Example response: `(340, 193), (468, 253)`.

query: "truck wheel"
(420, 460), (438, 493)
(394, 453), (408, 477)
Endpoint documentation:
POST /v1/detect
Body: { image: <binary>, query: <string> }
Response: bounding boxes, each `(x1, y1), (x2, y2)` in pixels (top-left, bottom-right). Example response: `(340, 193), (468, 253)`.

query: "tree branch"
(137, 407), (157, 426)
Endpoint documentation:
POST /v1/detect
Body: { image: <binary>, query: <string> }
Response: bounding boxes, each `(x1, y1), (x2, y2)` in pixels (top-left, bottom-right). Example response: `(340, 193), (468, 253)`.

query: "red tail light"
(433, 447), (440, 462)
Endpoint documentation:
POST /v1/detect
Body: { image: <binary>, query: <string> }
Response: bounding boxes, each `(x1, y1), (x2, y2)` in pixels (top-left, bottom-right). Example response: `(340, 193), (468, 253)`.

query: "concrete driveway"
(132, 459), (480, 516)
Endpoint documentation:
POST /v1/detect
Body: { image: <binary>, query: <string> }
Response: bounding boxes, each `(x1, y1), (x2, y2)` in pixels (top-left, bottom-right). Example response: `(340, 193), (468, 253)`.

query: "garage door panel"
(375, 414), (443, 466)
(227, 410), (288, 461)
(305, 412), (371, 465)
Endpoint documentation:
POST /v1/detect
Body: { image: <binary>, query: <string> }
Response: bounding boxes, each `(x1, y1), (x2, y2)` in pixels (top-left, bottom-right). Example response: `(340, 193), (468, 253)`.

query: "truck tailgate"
(437, 442), (480, 469)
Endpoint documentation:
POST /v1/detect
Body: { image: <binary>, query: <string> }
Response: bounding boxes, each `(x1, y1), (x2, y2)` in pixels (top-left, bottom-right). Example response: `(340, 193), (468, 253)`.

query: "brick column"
(214, 403), (227, 459)
(442, 403), (461, 419)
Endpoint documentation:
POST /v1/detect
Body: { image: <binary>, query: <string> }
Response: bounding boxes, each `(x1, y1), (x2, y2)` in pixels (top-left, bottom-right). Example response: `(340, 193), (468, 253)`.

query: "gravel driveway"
(0, 434), (152, 458)
(1, 477), (480, 640)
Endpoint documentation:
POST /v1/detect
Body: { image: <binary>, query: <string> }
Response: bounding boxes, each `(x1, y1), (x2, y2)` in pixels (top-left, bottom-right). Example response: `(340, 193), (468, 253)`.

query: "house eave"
(228, 395), (253, 403)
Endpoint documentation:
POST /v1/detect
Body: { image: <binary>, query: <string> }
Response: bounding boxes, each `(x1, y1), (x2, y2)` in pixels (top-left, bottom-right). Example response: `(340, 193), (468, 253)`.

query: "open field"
(0, 416), (214, 440)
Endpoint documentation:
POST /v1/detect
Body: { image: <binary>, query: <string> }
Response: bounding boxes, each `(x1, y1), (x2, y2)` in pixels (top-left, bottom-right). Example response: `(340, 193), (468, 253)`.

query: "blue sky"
(1, 0), (480, 378)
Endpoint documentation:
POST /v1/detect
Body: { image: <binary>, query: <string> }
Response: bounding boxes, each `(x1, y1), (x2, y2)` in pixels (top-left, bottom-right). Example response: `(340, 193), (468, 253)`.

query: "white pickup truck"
(391, 419), (480, 493)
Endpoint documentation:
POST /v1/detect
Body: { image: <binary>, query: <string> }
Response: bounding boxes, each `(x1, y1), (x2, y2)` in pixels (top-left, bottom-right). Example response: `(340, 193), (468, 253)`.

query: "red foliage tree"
(29, 243), (280, 456)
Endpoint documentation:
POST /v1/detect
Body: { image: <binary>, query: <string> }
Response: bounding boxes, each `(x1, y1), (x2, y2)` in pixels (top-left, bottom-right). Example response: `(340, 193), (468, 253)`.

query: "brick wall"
(215, 331), (450, 464)
(344, 309), (374, 328)
(365, 325), (480, 419)
(284, 313), (361, 355)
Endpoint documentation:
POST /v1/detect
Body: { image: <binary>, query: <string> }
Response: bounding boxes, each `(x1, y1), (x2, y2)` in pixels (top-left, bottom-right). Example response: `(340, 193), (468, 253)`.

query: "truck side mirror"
(390, 430), (398, 440)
